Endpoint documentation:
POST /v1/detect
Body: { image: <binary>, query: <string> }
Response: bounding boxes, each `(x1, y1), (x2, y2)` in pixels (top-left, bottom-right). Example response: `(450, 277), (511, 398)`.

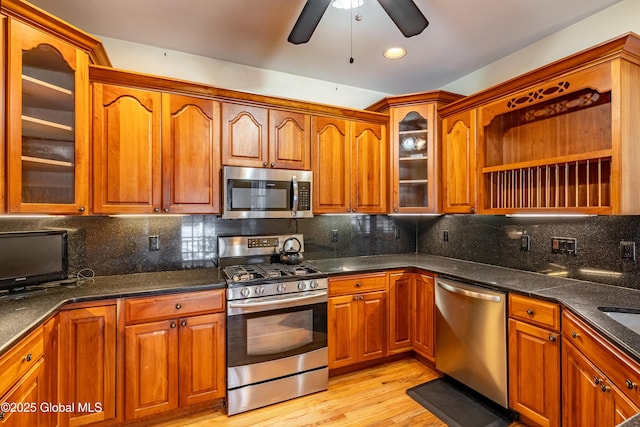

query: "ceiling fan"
(288, 0), (429, 44)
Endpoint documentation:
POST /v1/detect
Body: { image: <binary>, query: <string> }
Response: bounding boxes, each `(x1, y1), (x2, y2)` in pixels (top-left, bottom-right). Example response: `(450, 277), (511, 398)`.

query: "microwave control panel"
(298, 182), (311, 211)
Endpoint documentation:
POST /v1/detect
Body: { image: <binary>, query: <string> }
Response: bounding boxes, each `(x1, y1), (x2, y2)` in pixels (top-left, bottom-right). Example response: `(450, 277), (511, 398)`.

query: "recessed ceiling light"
(332, 0), (363, 9)
(384, 47), (406, 59)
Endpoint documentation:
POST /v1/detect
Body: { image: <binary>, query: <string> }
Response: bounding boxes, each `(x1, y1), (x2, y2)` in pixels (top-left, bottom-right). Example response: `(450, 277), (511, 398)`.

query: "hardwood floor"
(152, 358), (526, 427)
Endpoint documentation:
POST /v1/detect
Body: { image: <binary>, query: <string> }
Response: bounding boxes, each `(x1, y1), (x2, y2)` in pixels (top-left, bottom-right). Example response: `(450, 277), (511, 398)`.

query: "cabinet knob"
(549, 335), (556, 342)
(175, 303), (182, 310)
(469, 207), (476, 214)
(78, 206), (86, 213)
(593, 377), (601, 385)
(353, 208), (357, 212)
(601, 383), (611, 393)
(359, 295), (364, 300)
(154, 208), (160, 213)
(180, 320), (187, 327)
(24, 353), (33, 362)
(394, 208), (398, 212)
(356, 282), (362, 287)
(163, 208), (169, 213)
(572, 331), (580, 339)
(626, 379), (637, 389)
(526, 309), (534, 315)
(270, 162), (275, 168)
(353, 296), (358, 301)
(170, 322), (177, 328)
(346, 208), (351, 212)
(263, 162), (268, 167)
(0, 412), (4, 420)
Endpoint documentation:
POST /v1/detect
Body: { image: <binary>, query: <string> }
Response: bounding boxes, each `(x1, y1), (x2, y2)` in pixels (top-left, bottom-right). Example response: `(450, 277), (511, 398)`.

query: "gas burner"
(222, 262), (323, 285)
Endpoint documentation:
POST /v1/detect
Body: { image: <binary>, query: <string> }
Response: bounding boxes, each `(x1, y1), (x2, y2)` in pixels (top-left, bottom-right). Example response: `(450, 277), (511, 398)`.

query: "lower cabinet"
(57, 304), (117, 426)
(0, 327), (46, 427)
(387, 271), (435, 360)
(508, 294), (561, 427)
(123, 290), (225, 420)
(328, 273), (388, 369)
(562, 309), (640, 427)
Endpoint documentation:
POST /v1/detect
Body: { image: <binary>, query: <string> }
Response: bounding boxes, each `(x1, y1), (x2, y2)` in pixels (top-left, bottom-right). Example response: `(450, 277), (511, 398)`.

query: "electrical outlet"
(551, 237), (577, 255)
(331, 230), (338, 243)
(149, 235), (160, 251)
(520, 235), (531, 251)
(621, 241), (636, 261)
(443, 230), (449, 242)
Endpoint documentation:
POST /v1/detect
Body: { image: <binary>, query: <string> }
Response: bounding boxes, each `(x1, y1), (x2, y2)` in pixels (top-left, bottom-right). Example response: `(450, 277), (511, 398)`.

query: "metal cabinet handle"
(572, 331), (580, 339)
(175, 303), (182, 309)
(601, 383), (611, 392)
(353, 296), (358, 301)
(593, 377), (601, 385)
(163, 208), (169, 213)
(355, 283), (362, 287)
(526, 309), (534, 315)
(626, 379), (637, 389)
(0, 412), (4, 420)
(359, 295), (364, 301)
(78, 206), (86, 212)
(180, 320), (187, 327)
(24, 353), (33, 362)
(469, 207), (476, 214)
(170, 322), (177, 328)
(263, 162), (268, 167)
(154, 207), (160, 213)
(549, 335), (556, 342)
(270, 162), (275, 168)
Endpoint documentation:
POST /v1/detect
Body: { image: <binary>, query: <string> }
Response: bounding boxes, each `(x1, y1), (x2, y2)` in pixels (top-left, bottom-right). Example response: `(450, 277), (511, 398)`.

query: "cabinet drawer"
(329, 273), (387, 296)
(0, 327), (44, 398)
(563, 309), (640, 407)
(509, 294), (560, 331)
(125, 289), (225, 324)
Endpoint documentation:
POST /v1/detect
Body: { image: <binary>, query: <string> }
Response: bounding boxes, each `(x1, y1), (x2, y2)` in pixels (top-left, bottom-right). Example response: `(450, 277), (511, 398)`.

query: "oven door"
(227, 290), (327, 387)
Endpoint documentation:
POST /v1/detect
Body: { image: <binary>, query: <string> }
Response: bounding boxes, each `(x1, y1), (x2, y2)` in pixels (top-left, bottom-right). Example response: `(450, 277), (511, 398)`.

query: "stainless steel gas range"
(219, 234), (328, 415)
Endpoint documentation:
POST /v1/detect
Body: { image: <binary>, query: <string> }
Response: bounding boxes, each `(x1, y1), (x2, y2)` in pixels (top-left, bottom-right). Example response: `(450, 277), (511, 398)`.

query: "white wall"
(100, 0), (638, 108)
(442, 0), (640, 95)
(100, 37), (389, 110)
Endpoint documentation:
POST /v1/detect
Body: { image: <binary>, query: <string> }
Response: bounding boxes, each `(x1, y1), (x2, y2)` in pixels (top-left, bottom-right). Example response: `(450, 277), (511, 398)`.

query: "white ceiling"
(28, 0), (621, 95)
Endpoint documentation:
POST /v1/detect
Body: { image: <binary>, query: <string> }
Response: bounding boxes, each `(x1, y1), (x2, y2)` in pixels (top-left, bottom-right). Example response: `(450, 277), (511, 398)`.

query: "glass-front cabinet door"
(390, 104), (437, 213)
(7, 19), (89, 214)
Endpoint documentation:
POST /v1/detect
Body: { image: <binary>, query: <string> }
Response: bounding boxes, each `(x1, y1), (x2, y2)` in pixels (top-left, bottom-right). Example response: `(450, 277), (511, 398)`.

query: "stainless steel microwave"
(222, 166), (313, 219)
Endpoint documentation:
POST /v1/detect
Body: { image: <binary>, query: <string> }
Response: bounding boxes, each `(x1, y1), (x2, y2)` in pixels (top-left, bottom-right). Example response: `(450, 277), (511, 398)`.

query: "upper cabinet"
(441, 33), (640, 215)
(441, 109), (477, 214)
(312, 116), (387, 214)
(91, 68), (221, 215)
(2, 0), (109, 215)
(221, 102), (310, 170)
(368, 92), (463, 214)
(6, 19), (89, 214)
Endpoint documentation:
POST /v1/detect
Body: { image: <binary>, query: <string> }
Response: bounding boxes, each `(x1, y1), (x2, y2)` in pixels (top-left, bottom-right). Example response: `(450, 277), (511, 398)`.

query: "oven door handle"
(228, 291), (327, 315)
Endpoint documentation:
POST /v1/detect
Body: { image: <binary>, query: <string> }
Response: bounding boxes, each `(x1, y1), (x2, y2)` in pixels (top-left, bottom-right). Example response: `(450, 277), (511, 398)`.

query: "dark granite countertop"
(0, 268), (225, 356)
(309, 253), (640, 364)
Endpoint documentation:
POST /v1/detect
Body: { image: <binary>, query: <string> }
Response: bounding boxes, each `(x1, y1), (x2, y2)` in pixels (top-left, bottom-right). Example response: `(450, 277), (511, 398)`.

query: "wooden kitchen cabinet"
(5, 18), (90, 214)
(388, 271), (435, 359)
(562, 309), (640, 426)
(508, 295), (560, 427)
(57, 303), (117, 426)
(0, 326), (46, 426)
(123, 290), (225, 420)
(312, 116), (387, 214)
(328, 273), (388, 369)
(221, 102), (310, 170)
(91, 69), (221, 214)
(441, 109), (477, 214)
(412, 273), (435, 360)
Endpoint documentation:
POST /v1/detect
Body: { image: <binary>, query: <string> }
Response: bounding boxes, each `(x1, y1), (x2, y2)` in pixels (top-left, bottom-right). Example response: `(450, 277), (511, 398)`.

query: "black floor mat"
(407, 378), (511, 427)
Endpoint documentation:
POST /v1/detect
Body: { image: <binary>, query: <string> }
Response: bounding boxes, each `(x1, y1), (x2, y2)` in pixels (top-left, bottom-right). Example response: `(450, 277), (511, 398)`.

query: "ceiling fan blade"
(288, 0), (332, 44)
(376, 0), (429, 38)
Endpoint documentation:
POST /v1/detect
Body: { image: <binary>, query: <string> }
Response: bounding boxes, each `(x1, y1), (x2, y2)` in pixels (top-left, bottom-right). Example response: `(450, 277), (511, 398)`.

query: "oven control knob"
(309, 280), (319, 289)
(255, 286), (265, 295)
(297, 281), (307, 290)
(240, 287), (250, 297)
(276, 283), (287, 293)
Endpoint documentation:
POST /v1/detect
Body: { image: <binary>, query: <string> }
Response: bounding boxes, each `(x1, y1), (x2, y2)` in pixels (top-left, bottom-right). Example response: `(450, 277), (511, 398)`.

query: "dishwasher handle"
(436, 279), (503, 303)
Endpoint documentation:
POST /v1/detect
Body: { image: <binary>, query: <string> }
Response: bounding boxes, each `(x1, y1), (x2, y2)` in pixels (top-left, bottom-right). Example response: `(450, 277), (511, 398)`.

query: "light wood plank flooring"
(153, 358), (526, 427)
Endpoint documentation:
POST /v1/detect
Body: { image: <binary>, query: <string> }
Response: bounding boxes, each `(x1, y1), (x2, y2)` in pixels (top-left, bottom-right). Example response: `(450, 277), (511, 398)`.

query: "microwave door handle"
(292, 175), (299, 215)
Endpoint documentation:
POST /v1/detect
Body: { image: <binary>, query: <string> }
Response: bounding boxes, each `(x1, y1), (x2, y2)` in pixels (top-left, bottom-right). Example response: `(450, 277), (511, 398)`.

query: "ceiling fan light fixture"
(383, 47), (406, 59)
(332, 0), (363, 10)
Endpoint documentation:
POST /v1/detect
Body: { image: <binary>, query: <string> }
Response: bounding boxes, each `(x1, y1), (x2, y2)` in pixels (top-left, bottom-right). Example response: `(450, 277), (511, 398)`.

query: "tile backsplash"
(1, 214), (639, 289)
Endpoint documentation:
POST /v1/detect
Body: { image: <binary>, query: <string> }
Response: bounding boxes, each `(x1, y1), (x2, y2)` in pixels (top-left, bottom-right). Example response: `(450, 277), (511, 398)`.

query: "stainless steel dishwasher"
(435, 277), (508, 408)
